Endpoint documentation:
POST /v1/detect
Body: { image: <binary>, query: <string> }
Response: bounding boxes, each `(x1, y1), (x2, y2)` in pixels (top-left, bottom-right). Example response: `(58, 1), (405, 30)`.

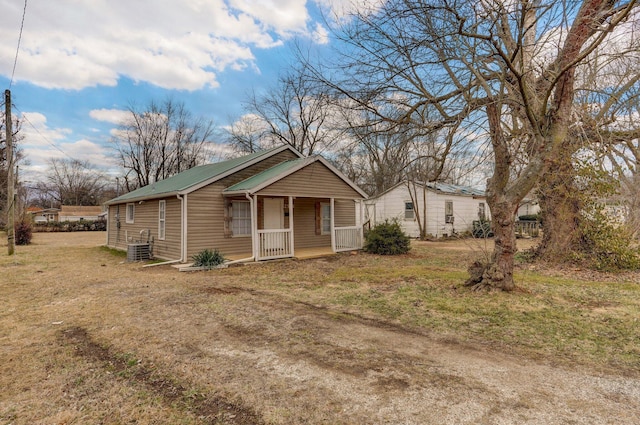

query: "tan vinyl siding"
(334, 199), (356, 227)
(185, 150), (299, 258)
(107, 198), (182, 260)
(186, 184), (252, 258)
(293, 198), (331, 249)
(218, 150), (299, 188)
(152, 198), (182, 259)
(257, 162), (363, 199)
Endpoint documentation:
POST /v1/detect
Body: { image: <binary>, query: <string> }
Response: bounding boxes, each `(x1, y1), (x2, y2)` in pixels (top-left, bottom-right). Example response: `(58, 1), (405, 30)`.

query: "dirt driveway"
(1, 232), (639, 424)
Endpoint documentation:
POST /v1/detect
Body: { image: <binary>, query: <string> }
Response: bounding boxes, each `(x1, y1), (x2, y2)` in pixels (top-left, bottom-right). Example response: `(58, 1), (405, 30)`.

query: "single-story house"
(28, 207), (60, 223)
(58, 205), (105, 222)
(365, 181), (490, 238)
(104, 145), (368, 262)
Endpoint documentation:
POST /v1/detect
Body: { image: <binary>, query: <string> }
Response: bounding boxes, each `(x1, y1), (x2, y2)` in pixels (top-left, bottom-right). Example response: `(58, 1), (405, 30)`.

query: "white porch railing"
(334, 226), (362, 252)
(257, 229), (293, 260)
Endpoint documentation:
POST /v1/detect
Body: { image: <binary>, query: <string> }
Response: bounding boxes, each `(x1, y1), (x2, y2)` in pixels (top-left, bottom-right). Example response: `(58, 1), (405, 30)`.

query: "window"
(126, 203), (135, 224)
(445, 201), (454, 223)
(231, 201), (251, 237)
(404, 201), (415, 219)
(158, 200), (166, 240)
(321, 203), (331, 235)
(478, 202), (486, 221)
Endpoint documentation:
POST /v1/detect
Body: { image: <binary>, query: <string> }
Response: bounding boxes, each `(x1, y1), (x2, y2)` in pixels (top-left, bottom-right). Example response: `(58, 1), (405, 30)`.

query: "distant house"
(365, 181), (490, 238)
(58, 206), (104, 222)
(104, 146), (368, 262)
(517, 197), (540, 218)
(28, 207), (60, 223)
(28, 205), (105, 223)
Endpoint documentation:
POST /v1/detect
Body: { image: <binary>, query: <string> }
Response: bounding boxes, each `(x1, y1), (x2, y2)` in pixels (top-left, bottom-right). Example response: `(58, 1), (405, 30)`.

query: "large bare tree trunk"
(536, 155), (583, 260)
(466, 197), (518, 291)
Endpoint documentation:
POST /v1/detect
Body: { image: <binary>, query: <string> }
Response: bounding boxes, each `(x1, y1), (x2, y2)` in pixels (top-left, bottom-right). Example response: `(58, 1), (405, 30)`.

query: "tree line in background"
(4, 0), (639, 289)
(226, 0), (640, 289)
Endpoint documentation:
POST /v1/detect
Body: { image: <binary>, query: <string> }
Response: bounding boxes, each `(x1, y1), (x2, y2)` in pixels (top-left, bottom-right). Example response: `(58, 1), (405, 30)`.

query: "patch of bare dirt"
(57, 326), (263, 425)
(2, 232), (639, 425)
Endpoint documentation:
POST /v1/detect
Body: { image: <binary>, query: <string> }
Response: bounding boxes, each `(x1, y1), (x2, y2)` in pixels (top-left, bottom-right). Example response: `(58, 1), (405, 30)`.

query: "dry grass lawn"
(1, 232), (639, 424)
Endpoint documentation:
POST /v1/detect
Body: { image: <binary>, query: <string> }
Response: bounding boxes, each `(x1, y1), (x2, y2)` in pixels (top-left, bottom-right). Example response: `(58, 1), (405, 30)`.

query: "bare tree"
(35, 159), (108, 206)
(112, 98), (215, 191)
(309, 0), (637, 290)
(533, 32), (640, 259)
(228, 67), (342, 157)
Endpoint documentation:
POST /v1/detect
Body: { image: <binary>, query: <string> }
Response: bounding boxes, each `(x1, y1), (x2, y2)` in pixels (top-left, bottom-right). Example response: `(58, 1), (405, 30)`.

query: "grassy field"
(1, 232), (639, 424)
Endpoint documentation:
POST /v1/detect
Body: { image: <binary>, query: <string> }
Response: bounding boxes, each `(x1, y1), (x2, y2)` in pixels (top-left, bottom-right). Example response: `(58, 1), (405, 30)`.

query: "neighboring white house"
(365, 181), (490, 238)
(517, 197), (540, 217)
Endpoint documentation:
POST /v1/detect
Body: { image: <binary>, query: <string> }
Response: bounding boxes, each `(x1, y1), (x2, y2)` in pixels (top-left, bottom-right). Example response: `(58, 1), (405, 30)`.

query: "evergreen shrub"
(364, 220), (411, 255)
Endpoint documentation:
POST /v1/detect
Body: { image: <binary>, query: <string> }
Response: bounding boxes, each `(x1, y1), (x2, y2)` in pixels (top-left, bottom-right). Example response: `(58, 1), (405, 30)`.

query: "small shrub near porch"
(364, 220), (411, 255)
(192, 249), (226, 270)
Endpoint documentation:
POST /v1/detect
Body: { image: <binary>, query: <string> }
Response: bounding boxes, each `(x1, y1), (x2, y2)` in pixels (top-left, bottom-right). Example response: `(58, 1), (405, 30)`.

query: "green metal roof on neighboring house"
(106, 146), (296, 204)
(223, 157), (313, 194)
(425, 182), (485, 197)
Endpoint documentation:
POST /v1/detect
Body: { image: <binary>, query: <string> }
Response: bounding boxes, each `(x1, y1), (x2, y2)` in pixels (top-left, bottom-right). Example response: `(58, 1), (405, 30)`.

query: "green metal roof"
(223, 157), (312, 193)
(106, 146), (291, 204)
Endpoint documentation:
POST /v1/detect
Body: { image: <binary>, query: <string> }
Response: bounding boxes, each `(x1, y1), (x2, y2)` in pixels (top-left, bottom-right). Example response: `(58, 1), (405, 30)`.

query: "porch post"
(289, 196), (294, 256)
(252, 194), (259, 259)
(359, 199), (364, 248)
(330, 197), (336, 252)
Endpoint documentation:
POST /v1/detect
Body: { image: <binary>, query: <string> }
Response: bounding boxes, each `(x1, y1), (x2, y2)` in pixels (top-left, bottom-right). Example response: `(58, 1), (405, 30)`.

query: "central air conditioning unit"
(127, 243), (150, 261)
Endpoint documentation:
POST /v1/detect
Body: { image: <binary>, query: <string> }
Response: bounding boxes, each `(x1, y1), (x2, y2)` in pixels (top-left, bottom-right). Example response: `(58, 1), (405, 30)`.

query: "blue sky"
(0, 0), (365, 183)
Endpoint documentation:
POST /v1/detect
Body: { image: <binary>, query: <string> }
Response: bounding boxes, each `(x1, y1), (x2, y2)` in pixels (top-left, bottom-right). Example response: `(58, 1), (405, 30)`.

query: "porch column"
(289, 196), (294, 256)
(359, 199), (364, 249)
(252, 195), (259, 259)
(330, 197), (336, 252)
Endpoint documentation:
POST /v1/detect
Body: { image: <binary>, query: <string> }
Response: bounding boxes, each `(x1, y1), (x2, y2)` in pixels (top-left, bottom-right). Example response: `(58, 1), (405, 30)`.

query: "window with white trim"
(126, 203), (135, 224)
(321, 202), (331, 235)
(445, 200), (454, 223)
(158, 200), (166, 240)
(404, 201), (414, 219)
(231, 201), (251, 237)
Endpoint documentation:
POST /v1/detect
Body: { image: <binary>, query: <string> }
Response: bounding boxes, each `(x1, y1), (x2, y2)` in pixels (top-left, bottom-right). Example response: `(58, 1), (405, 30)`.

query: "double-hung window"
(321, 202), (331, 235)
(445, 201), (454, 223)
(404, 201), (415, 219)
(231, 201), (251, 237)
(126, 203), (135, 224)
(158, 200), (166, 240)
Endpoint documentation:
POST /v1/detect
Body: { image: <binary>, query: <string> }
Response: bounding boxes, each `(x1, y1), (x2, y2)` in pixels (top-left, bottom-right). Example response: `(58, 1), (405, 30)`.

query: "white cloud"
(18, 111), (117, 182)
(0, 0), (351, 91)
(89, 109), (131, 125)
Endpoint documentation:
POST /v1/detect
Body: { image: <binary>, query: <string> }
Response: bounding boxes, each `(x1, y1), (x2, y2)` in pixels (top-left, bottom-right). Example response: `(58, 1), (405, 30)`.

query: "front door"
(263, 198), (285, 251)
(264, 198), (284, 229)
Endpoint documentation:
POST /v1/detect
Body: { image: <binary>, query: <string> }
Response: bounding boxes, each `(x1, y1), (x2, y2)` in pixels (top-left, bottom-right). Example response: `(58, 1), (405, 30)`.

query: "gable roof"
(368, 180), (485, 200)
(223, 155), (368, 198)
(105, 145), (303, 205)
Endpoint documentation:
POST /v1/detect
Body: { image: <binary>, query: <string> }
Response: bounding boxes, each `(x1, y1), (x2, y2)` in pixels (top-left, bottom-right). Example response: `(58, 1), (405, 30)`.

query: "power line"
(10, 0), (28, 89)
(14, 104), (77, 161)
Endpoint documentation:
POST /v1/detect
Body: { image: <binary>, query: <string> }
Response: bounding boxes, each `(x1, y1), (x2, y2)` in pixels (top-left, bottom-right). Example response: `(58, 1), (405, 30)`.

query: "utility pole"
(5, 89), (15, 255)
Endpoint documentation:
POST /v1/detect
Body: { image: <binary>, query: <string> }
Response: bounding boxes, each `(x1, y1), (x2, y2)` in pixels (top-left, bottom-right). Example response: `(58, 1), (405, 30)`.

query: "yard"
(1, 232), (639, 424)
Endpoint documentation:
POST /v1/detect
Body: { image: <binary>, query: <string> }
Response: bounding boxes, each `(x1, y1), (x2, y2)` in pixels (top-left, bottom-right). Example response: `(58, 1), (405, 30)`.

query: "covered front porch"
(225, 194), (364, 262)
(221, 155), (368, 262)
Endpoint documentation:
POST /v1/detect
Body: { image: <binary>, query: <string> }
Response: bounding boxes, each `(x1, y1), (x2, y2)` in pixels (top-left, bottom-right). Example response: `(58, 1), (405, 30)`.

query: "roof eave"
(104, 191), (180, 206)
